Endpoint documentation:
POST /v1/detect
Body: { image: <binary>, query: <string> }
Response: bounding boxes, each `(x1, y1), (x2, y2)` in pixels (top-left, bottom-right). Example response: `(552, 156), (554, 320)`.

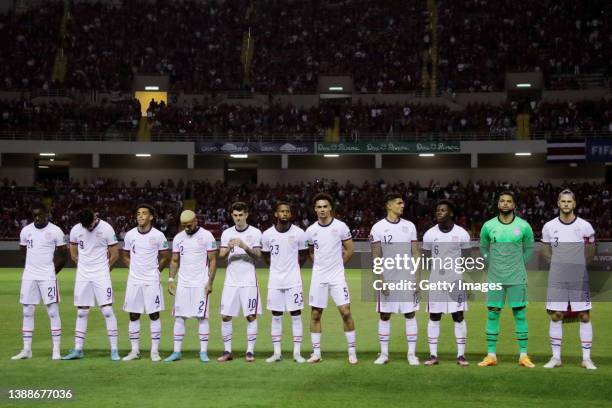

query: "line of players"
(11, 190), (596, 369)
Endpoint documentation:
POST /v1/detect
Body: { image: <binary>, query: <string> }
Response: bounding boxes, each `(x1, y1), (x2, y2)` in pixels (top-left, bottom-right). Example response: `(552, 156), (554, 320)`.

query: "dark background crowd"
(1, 178), (610, 241)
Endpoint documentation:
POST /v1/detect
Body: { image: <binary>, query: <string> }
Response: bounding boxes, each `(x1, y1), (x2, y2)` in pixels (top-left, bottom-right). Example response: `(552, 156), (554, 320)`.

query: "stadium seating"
(1, 178), (610, 240)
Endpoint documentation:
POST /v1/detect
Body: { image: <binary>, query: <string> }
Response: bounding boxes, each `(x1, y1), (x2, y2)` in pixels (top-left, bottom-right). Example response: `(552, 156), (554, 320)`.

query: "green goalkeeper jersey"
(479, 215), (535, 285)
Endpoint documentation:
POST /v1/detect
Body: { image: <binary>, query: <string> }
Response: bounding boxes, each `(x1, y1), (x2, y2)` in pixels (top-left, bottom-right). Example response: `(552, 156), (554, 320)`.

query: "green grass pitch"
(1, 268), (611, 408)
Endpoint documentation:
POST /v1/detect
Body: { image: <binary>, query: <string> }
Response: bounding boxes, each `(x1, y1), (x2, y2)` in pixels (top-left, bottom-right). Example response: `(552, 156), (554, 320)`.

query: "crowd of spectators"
(1, 0), (608, 93)
(1, 177), (611, 241)
(2, 98), (610, 138)
(438, 0), (610, 92)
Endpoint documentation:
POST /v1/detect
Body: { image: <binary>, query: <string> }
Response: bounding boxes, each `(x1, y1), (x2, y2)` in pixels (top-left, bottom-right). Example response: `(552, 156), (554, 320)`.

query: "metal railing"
(1, 129), (611, 143)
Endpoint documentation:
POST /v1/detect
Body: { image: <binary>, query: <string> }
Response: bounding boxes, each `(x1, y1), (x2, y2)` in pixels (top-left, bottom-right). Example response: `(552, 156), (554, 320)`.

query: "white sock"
(22, 305), (35, 351)
(100, 305), (118, 350)
(291, 315), (302, 355)
(406, 317), (417, 356)
(345, 330), (356, 354)
(454, 320), (467, 357)
(311, 332), (321, 356)
(129, 319), (140, 353)
(75, 308), (89, 350)
(199, 318), (209, 353)
(150, 319), (161, 353)
(173, 317), (186, 353)
(427, 319), (440, 357)
(247, 319), (258, 353)
(580, 321), (593, 360)
(46, 303), (61, 350)
(222, 320), (232, 352)
(550, 320), (562, 360)
(378, 319), (390, 356)
(271, 315), (282, 355)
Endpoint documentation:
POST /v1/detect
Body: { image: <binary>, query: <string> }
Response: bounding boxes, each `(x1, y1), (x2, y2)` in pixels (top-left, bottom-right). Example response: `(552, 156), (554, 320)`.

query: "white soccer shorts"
(74, 279), (113, 307)
(376, 290), (420, 314)
(547, 282), (592, 312)
(426, 289), (468, 314)
(267, 286), (304, 312)
(123, 282), (165, 314)
(220, 285), (262, 317)
(173, 285), (210, 319)
(308, 280), (350, 309)
(20, 279), (60, 305)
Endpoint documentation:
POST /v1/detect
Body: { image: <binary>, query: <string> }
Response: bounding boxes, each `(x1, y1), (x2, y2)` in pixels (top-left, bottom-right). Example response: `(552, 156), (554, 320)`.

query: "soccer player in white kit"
(121, 204), (171, 362)
(541, 189), (597, 370)
(261, 202), (309, 363)
(217, 202), (263, 363)
(422, 200), (471, 367)
(62, 209), (121, 361)
(12, 202), (67, 360)
(305, 193), (357, 365)
(370, 194), (421, 366)
(164, 210), (218, 363)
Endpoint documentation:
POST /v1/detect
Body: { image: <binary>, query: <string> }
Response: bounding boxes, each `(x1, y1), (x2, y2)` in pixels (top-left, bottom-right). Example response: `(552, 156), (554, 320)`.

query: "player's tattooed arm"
(298, 249), (308, 267)
(262, 251), (271, 265)
(342, 239), (354, 264)
(54, 245), (68, 274)
(158, 249), (171, 273)
(69, 243), (79, 263)
(168, 252), (179, 296)
(121, 248), (130, 267)
(108, 244), (119, 271)
(206, 250), (217, 294)
(218, 246), (230, 259)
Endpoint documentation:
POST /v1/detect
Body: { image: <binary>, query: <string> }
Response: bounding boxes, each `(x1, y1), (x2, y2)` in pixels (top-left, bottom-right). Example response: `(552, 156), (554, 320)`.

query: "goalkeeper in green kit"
(478, 191), (535, 368)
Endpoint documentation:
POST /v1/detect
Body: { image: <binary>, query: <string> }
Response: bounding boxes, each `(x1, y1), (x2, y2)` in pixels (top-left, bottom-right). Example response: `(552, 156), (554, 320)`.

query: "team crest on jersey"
(288, 235), (295, 243)
(402, 226), (409, 233)
(44, 232), (52, 240)
(197, 237), (205, 245)
(513, 228), (521, 236)
(574, 228), (582, 237)
(452, 236), (459, 242)
(95, 231), (103, 237)
(332, 228), (338, 235)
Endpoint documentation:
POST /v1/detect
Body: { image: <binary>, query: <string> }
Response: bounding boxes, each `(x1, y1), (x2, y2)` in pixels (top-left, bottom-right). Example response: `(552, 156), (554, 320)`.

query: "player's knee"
(547, 310), (563, 322)
(311, 308), (322, 322)
(451, 312), (464, 323)
(340, 308), (352, 322)
(512, 306), (525, 314)
(272, 311), (284, 317)
(379, 313), (391, 321)
(129, 313), (141, 321)
(100, 306), (114, 318)
(77, 308), (89, 318)
(46, 304), (58, 319)
(404, 312), (416, 319)
(488, 307), (501, 313)
(246, 314), (257, 322)
(149, 312), (160, 321)
(290, 310), (301, 317)
(429, 313), (442, 322)
(578, 311), (590, 323)
(221, 315), (232, 322)
(23, 305), (35, 318)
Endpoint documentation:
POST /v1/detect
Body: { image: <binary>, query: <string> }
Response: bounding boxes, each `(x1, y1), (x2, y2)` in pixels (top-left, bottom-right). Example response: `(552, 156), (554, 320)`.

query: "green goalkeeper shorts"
(486, 284), (528, 309)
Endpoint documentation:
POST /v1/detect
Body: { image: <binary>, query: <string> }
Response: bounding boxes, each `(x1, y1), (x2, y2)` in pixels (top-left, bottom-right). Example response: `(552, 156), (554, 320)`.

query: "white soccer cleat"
(150, 351), (162, 362)
(373, 354), (388, 365)
(306, 353), (322, 364)
(266, 354), (282, 363)
(407, 354), (420, 366)
(348, 352), (358, 365)
(581, 359), (597, 370)
(543, 357), (562, 369)
(293, 353), (306, 364)
(122, 351), (141, 361)
(11, 349), (32, 360)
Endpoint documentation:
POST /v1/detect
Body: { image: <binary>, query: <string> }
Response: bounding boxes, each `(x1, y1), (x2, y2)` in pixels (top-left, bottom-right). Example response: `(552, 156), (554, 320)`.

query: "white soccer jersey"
(422, 224), (471, 281)
(20, 222), (66, 280)
(172, 227), (217, 287)
(542, 216), (595, 281)
(262, 224), (308, 289)
(70, 220), (118, 281)
(123, 227), (169, 284)
(370, 218), (418, 281)
(220, 225), (262, 287)
(305, 218), (352, 284)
